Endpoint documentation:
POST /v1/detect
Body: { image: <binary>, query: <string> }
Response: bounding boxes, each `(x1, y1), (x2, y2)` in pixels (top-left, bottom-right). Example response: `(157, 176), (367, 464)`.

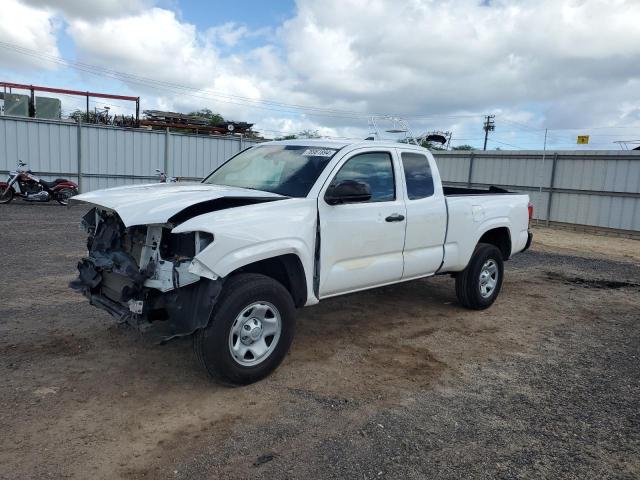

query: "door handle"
(385, 213), (405, 222)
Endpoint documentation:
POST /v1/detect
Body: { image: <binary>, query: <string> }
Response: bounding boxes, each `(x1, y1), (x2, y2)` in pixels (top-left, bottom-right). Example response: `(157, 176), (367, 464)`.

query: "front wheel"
(455, 243), (504, 310)
(0, 186), (14, 204)
(194, 273), (296, 385)
(56, 187), (78, 205)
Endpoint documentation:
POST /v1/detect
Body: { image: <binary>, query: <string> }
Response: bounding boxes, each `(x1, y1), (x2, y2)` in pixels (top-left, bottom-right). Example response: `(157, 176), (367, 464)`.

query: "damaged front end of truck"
(70, 207), (223, 341)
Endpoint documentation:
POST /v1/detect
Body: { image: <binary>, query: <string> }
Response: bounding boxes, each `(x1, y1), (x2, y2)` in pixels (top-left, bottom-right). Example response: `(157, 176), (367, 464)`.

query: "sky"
(1, 0), (640, 150)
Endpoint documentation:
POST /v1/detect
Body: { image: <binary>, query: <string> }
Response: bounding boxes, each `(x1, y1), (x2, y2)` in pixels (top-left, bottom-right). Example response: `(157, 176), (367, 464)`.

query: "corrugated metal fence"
(1, 116), (639, 232)
(433, 150), (640, 232)
(0, 115), (257, 193)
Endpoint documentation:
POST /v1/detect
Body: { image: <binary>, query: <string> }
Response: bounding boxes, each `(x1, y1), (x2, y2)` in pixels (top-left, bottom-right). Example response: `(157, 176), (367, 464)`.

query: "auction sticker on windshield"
(301, 148), (337, 157)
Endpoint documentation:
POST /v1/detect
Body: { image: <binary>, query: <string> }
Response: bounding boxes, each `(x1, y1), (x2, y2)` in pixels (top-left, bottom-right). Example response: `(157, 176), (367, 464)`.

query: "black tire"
(194, 273), (296, 385)
(455, 243), (504, 310)
(56, 187), (77, 205)
(0, 186), (14, 204)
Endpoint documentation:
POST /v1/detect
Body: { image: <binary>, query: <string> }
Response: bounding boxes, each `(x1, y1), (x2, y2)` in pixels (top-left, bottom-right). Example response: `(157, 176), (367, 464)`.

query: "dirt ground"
(1, 203), (638, 480)
(531, 224), (640, 264)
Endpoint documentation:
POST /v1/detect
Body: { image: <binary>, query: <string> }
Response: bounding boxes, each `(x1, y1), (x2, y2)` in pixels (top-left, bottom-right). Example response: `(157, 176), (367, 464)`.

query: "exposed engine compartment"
(70, 207), (221, 340)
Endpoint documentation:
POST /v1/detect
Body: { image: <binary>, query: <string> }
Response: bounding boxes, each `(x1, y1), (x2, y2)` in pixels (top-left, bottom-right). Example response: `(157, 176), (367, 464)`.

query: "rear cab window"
(400, 152), (434, 200)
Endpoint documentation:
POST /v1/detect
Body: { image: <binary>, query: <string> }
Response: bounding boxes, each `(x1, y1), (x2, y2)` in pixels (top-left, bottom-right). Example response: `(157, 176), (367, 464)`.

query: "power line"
(0, 41), (396, 120)
(539, 125), (640, 131)
(54, 92), (136, 114)
(3, 41), (638, 145)
(489, 138), (522, 150)
(0, 40), (494, 123)
(0, 41), (363, 118)
(491, 116), (640, 134)
(495, 117), (544, 132)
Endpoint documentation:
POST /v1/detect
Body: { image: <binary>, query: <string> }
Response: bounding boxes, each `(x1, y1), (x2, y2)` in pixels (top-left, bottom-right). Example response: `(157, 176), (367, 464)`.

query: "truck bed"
(440, 189), (531, 272)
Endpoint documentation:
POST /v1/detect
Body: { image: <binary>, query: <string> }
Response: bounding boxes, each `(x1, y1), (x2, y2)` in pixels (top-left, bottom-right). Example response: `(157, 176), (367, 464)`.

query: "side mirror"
(325, 180), (372, 205)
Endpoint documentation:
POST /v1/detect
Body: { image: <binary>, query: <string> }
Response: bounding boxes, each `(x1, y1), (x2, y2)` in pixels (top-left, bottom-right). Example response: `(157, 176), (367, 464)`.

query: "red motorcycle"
(0, 162), (79, 205)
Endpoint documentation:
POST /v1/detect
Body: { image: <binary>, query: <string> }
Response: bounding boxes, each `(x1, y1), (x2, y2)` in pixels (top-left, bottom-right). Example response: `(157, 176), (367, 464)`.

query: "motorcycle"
(0, 162), (79, 206)
(155, 169), (178, 183)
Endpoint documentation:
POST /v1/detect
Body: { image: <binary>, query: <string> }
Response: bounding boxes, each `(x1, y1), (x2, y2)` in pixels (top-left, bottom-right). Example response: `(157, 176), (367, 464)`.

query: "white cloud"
(22, 0), (150, 19)
(65, 8), (273, 121)
(67, 8), (217, 89)
(281, 0), (640, 120)
(205, 22), (249, 47)
(3, 0), (640, 144)
(0, 0), (60, 70)
(64, 8), (307, 128)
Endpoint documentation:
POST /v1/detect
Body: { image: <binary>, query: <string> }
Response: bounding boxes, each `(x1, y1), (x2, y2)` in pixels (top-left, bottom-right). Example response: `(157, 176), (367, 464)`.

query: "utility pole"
(483, 115), (495, 150)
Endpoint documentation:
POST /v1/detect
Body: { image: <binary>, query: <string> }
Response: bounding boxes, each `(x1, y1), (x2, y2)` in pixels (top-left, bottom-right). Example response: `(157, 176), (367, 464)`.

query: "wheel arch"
(228, 253), (308, 308)
(477, 226), (512, 260)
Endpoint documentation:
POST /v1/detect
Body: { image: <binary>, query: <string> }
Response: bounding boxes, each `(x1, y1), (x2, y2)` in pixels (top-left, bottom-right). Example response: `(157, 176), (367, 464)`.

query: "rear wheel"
(455, 243), (504, 310)
(0, 186), (14, 204)
(194, 273), (296, 385)
(56, 187), (77, 205)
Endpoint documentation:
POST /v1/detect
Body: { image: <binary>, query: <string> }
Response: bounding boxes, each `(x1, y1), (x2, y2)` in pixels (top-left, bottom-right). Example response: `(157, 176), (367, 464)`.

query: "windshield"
(203, 145), (340, 197)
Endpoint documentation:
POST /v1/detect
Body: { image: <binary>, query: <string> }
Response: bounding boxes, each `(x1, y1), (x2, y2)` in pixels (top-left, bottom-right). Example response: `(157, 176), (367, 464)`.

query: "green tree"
(275, 134), (298, 140)
(69, 109), (112, 125)
(188, 108), (224, 126)
(452, 144), (475, 151)
(69, 109), (93, 123)
(297, 129), (321, 139)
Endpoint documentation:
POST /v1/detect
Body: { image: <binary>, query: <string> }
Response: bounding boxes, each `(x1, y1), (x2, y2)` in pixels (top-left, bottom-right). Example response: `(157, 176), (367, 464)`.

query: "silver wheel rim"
(479, 259), (499, 298)
(228, 301), (281, 367)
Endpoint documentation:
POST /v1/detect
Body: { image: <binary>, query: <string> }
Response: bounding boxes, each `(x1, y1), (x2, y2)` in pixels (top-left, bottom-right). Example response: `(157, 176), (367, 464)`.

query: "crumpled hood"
(71, 182), (284, 227)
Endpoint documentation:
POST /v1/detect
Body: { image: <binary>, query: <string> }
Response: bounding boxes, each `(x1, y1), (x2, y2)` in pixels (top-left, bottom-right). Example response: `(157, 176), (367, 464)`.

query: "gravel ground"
(0, 202), (638, 479)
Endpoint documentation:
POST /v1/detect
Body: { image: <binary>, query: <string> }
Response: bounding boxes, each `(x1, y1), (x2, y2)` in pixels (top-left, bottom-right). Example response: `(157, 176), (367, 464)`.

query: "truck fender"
(475, 218), (511, 245)
(187, 238), (317, 305)
(446, 218), (512, 272)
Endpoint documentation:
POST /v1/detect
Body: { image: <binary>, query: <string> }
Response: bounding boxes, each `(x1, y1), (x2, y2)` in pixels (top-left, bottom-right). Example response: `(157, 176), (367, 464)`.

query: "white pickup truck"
(71, 140), (533, 384)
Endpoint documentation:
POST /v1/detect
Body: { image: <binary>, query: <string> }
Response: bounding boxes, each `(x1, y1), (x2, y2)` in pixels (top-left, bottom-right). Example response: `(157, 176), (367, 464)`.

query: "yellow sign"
(577, 135), (590, 144)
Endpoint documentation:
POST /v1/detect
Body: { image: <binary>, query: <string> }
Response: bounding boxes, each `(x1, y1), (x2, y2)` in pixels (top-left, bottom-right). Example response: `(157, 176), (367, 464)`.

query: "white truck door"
(318, 149), (406, 297)
(398, 150), (447, 279)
